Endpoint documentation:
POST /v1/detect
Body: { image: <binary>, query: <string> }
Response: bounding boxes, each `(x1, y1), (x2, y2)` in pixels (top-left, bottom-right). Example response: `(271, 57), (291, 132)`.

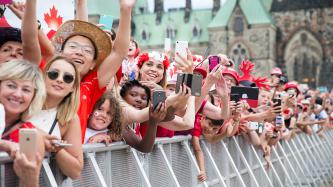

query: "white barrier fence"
(1, 130), (333, 187)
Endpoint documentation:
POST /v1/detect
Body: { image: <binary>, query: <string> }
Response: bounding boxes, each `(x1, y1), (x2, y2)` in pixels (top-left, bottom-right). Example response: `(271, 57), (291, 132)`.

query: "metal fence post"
(201, 140), (227, 187)
(41, 159), (58, 187)
(270, 146), (294, 186)
(182, 141), (209, 187)
(220, 140), (247, 187)
(131, 149), (151, 187)
(231, 137), (260, 187)
(157, 144), (180, 187)
(87, 153), (108, 187)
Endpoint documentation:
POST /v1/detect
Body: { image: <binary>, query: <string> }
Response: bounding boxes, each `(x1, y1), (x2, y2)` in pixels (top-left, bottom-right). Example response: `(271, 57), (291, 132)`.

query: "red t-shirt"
(139, 122), (174, 138)
(3, 122), (35, 143)
(191, 115), (203, 137)
(79, 70), (106, 142)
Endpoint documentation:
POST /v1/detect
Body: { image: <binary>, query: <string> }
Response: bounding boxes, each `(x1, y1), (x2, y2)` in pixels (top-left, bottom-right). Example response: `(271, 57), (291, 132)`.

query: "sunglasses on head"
(47, 70), (74, 84)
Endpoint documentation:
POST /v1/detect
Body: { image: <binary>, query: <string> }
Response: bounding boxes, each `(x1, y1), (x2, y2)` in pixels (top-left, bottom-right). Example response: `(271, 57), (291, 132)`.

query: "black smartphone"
(230, 94), (241, 103)
(152, 90), (166, 109)
(208, 56), (220, 72)
(175, 73), (185, 94)
(175, 73), (202, 96)
(272, 98), (282, 107)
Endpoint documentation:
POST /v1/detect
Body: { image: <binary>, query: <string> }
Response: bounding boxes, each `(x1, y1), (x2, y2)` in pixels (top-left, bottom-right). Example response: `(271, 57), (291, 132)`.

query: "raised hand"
(8, 1), (25, 20)
(119, 0), (137, 9)
(149, 102), (167, 124)
(174, 48), (194, 74)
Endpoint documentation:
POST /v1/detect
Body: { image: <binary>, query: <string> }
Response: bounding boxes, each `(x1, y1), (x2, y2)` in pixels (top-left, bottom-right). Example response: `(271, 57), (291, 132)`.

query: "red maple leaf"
(44, 6), (63, 30)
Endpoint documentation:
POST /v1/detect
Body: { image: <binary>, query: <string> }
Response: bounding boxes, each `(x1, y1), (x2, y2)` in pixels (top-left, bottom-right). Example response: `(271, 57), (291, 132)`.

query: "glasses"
(47, 70), (74, 84)
(65, 41), (95, 56)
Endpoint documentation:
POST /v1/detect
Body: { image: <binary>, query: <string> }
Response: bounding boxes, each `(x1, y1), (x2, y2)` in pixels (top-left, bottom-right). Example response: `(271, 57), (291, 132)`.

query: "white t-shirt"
(29, 108), (61, 138)
(84, 128), (108, 144)
(0, 104), (5, 138)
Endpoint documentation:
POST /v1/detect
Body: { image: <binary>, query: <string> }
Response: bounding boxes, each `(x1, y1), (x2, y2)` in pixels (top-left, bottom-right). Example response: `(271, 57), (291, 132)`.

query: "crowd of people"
(0, 0), (333, 186)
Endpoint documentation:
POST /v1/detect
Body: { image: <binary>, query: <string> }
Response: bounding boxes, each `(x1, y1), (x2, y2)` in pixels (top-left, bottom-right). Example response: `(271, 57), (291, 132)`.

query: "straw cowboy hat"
(52, 20), (112, 67)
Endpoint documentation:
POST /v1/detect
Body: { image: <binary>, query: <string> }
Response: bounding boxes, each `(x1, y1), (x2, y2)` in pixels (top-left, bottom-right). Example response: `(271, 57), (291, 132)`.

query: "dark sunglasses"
(47, 70), (74, 84)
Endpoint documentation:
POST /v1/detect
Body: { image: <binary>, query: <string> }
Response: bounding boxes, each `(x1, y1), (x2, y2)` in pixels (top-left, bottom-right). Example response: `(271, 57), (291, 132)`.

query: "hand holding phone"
(152, 90), (166, 109)
(175, 73), (202, 96)
(99, 15), (114, 31)
(175, 41), (188, 63)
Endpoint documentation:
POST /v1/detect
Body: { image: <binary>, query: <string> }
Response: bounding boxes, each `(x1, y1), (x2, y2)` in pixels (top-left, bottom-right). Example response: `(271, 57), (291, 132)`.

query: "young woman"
(28, 55), (83, 179)
(0, 59), (46, 186)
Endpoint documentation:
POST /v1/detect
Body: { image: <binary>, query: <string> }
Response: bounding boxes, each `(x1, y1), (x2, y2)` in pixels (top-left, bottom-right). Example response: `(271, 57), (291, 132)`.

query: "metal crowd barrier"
(1, 130), (333, 187)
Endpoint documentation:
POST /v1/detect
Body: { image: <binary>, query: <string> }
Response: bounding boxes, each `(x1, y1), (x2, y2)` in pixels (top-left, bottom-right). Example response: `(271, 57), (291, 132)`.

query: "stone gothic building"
(88, 0), (333, 88)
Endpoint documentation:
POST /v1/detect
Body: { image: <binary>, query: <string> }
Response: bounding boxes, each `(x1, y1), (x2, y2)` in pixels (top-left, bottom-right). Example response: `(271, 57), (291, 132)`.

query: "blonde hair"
(0, 60), (46, 121)
(44, 56), (80, 125)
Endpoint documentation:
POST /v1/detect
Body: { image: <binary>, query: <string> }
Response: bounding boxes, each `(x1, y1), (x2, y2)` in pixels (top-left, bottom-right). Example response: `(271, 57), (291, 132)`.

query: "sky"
(147, 0), (227, 12)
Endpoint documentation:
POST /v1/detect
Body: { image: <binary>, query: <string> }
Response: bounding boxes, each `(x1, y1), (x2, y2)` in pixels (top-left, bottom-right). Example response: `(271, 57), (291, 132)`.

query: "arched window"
(233, 17), (244, 34)
(229, 43), (250, 71)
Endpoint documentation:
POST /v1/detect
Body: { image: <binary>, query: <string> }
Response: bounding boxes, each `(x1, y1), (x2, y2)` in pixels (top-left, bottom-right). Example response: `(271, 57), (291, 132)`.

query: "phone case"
(175, 73), (185, 94)
(208, 56), (220, 72)
(190, 74), (202, 96)
(230, 86), (259, 108)
(248, 122), (258, 130)
(230, 94), (241, 103)
(152, 91), (166, 109)
(19, 129), (37, 161)
(175, 41), (188, 63)
(99, 15), (114, 31)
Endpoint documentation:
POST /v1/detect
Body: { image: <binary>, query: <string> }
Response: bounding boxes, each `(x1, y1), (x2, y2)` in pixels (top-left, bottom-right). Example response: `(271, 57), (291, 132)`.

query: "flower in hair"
(136, 51), (170, 70)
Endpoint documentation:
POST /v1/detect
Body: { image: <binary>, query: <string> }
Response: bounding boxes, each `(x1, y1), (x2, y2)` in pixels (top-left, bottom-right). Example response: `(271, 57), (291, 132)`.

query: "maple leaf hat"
(0, 27), (22, 48)
(52, 20), (112, 67)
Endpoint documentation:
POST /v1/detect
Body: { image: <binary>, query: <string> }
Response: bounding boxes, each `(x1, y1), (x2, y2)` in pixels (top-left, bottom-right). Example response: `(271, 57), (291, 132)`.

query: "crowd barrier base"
(1, 130), (333, 187)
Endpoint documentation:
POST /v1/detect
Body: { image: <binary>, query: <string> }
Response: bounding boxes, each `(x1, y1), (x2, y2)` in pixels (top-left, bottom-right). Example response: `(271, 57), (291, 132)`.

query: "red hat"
(222, 68), (239, 85)
(270, 67), (282, 75)
(284, 81), (300, 96)
(137, 51), (170, 70)
(193, 67), (207, 79)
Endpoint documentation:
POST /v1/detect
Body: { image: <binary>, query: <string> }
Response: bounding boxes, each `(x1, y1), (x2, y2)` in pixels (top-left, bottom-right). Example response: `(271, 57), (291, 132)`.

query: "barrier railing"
(1, 130), (333, 187)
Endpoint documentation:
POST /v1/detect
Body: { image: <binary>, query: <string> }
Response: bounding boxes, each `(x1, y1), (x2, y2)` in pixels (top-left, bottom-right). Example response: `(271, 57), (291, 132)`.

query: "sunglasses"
(47, 70), (74, 84)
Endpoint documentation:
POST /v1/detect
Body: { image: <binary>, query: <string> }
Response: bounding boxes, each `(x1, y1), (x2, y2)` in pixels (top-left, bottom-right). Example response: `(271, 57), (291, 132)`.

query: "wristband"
(37, 20), (41, 30)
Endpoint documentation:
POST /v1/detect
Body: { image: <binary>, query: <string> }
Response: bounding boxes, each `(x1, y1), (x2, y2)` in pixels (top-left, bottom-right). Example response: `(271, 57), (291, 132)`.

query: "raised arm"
(75, 0), (88, 21)
(98, 0), (136, 88)
(21, 0), (41, 64)
(123, 103), (166, 153)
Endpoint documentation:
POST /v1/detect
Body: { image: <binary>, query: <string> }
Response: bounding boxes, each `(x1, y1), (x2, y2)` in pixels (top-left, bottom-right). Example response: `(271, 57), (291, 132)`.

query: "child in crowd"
(85, 91), (122, 144)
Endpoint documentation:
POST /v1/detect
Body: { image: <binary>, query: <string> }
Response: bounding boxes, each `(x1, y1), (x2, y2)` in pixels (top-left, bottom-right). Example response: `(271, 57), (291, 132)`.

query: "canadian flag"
(0, 0), (74, 38)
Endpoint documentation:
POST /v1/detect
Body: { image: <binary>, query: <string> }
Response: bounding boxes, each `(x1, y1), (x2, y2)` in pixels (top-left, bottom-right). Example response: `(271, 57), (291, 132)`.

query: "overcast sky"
(147, 0), (227, 12)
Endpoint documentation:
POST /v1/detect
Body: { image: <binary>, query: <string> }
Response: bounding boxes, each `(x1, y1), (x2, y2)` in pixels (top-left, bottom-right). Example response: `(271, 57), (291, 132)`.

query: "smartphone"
(152, 90), (166, 109)
(52, 140), (73, 147)
(230, 86), (259, 108)
(275, 115), (284, 127)
(258, 122), (264, 133)
(164, 38), (171, 52)
(230, 94), (241, 103)
(191, 74), (202, 96)
(175, 73), (202, 96)
(248, 122), (258, 130)
(175, 41), (188, 62)
(99, 15), (114, 31)
(19, 129), (37, 161)
(272, 98), (282, 107)
(0, 0), (12, 5)
(208, 56), (220, 72)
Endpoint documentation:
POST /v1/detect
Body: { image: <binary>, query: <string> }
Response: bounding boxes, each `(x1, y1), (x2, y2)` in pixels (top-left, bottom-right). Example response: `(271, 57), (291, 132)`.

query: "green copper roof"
(209, 0), (273, 28)
(133, 10), (212, 47)
(87, 0), (120, 18)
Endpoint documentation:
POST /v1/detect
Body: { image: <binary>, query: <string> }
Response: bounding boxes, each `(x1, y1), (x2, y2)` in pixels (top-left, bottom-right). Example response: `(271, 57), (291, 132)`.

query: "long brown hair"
(43, 55), (80, 125)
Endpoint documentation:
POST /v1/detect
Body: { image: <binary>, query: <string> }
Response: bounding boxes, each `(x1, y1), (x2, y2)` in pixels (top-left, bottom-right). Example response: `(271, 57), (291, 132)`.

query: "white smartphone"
(52, 140), (73, 147)
(175, 41), (188, 63)
(248, 122), (258, 130)
(164, 38), (171, 52)
(258, 122), (264, 133)
(19, 129), (37, 161)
